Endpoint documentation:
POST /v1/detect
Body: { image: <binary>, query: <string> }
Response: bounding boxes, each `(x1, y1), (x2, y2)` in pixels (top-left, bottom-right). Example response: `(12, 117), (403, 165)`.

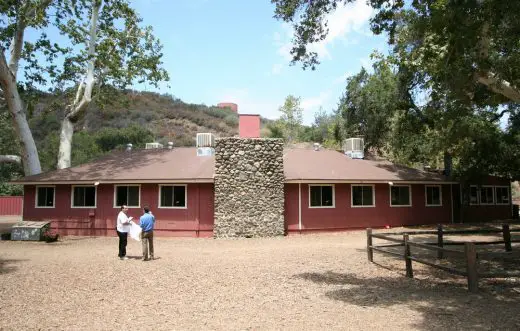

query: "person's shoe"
(120, 257), (129, 260)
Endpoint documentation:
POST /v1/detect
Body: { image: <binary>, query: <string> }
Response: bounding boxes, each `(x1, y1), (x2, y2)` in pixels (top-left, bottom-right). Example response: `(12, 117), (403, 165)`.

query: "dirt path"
(0, 231), (519, 330)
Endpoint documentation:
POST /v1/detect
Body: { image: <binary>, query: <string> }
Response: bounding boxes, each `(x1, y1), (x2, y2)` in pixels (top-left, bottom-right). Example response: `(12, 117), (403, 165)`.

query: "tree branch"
(67, 0), (102, 120)
(0, 155), (21, 164)
(476, 72), (520, 103)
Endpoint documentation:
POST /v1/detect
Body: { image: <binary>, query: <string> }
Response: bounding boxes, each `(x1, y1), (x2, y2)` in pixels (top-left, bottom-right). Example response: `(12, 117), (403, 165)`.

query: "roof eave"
(284, 179), (458, 184)
(11, 178), (215, 185)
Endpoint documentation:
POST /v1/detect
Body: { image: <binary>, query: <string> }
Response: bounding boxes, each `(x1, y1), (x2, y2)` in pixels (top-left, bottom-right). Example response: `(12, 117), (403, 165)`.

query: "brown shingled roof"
(15, 147), (214, 184)
(14, 146), (453, 184)
(283, 148), (451, 183)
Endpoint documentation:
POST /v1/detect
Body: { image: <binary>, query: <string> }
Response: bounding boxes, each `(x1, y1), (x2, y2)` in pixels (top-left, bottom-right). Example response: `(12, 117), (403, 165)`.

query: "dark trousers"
(117, 231), (128, 257)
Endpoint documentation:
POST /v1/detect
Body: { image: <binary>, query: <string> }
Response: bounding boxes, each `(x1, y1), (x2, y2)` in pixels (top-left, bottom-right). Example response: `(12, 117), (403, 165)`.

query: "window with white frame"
(469, 186), (479, 205)
(114, 185), (140, 207)
(72, 186), (96, 207)
(36, 186), (55, 208)
(390, 185), (411, 206)
(425, 185), (442, 206)
(351, 185), (374, 207)
(159, 185), (186, 208)
(495, 186), (509, 205)
(309, 185), (334, 208)
(479, 186), (494, 205)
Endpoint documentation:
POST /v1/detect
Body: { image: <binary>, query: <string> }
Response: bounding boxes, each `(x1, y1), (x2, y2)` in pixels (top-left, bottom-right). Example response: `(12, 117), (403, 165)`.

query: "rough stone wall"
(214, 138), (285, 238)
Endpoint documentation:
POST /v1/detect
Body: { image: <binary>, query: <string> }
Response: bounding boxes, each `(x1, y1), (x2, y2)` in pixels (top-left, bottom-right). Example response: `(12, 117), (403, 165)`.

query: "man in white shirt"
(116, 205), (132, 260)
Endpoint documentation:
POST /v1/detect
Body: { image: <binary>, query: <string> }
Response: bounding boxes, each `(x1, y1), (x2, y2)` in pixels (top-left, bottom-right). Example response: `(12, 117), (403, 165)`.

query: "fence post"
(437, 224), (444, 259)
(367, 228), (373, 262)
(404, 234), (413, 278)
(502, 224), (512, 252)
(465, 242), (478, 293)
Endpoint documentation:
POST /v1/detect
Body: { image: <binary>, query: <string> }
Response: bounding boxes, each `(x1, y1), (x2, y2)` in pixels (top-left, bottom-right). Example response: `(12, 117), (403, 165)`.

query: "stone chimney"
(239, 114), (260, 138)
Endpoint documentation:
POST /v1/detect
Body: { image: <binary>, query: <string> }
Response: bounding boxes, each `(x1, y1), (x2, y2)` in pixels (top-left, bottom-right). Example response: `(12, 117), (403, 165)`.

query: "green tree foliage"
(337, 55), (399, 152)
(271, 0), (520, 180)
(0, 0), (169, 174)
(276, 95), (304, 143)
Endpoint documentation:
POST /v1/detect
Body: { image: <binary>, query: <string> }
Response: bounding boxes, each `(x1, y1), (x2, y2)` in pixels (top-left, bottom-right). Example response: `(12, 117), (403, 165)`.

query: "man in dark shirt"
(139, 206), (155, 261)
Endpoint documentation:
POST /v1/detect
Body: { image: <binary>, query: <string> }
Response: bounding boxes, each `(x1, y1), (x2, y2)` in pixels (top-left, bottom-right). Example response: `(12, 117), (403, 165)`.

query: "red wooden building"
(13, 144), (512, 237)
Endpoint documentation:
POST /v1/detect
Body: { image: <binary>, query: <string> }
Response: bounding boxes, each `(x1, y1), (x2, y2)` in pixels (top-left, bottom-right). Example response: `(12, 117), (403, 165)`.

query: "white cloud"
(301, 91), (333, 124)
(273, 0), (373, 63)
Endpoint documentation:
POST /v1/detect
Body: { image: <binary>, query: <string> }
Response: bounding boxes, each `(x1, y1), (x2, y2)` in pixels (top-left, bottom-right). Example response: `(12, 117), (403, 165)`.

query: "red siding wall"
(0, 196), (23, 215)
(285, 183), (454, 233)
(460, 177), (512, 222)
(23, 183), (214, 237)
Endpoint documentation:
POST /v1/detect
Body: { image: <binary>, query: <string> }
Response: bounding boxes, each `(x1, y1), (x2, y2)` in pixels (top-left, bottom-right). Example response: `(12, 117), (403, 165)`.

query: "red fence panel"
(0, 196), (23, 215)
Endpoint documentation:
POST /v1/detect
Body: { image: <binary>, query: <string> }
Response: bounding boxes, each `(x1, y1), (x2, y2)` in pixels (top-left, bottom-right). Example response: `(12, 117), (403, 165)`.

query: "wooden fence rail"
(366, 224), (520, 293)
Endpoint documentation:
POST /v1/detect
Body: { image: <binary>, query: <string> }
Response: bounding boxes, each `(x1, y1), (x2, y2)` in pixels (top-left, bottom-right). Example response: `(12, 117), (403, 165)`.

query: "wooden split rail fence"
(366, 224), (520, 292)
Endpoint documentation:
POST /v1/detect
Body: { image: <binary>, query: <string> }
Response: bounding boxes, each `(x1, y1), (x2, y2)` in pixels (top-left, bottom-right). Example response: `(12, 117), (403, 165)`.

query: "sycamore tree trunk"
(0, 53), (41, 175)
(56, 1), (101, 169)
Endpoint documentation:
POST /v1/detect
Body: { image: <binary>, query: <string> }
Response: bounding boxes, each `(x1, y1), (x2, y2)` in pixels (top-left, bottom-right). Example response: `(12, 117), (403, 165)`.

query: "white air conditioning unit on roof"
(343, 137), (364, 159)
(196, 133), (215, 148)
(145, 142), (163, 149)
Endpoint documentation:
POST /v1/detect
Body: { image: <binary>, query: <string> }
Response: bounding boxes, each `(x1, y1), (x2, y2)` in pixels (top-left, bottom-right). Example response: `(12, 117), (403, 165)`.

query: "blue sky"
(131, 0), (388, 125)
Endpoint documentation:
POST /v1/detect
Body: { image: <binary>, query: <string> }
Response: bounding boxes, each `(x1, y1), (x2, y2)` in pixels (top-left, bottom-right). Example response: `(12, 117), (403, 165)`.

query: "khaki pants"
(141, 231), (154, 260)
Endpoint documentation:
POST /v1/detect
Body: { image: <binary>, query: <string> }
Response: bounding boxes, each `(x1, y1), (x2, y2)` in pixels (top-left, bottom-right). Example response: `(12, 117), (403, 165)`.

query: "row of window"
(469, 186), (510, 205)
(309, 184), (442, 208)
(35, 185), (187, 209)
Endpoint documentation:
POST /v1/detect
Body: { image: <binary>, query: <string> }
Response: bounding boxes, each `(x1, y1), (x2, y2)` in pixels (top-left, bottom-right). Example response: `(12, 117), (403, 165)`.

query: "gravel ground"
(1, 230), (519, 331)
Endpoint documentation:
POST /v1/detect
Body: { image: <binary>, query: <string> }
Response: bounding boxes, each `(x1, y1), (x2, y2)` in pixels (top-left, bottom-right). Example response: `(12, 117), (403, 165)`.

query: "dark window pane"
(73, 187), (84, 206)
(391, 186), (410, 205)
(116, 186), (127, 206)
(310, 186), (321, 207)
(362, 187), (373, 205)
(352, 187), (363, 206)
(470, 187), (478, 204)
(321, 186), (333, 206)
(128, 186), (139, 206)
(496, 187), (509, 204)
(173, 186), (186, 207)
(37, 187), (53, 207)
(161, 186), (173, 207)
(84, 187), (96, 206)
(45, 188), (54, 207)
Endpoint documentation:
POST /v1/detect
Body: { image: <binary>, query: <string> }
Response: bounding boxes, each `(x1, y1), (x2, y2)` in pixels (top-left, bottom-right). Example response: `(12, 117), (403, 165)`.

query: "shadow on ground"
(295, 271), (520, 330)
(0, 258), (25, 275)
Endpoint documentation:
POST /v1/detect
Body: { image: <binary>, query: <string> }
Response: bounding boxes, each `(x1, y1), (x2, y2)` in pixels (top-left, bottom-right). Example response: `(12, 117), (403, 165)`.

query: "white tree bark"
(57, 1), (101, 169)
(474, 20), (520, 102)
(0, 155), (21, 164)
(0, 52), (42, 175)
(476, 73), (520, 103)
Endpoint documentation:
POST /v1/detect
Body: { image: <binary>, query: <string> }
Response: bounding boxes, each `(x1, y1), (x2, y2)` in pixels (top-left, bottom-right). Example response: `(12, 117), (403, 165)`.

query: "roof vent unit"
(313, 143), (321, 151)
(343, 138), (364, 159)
(145, 142), (163, 149)
(196, 133), (215, 148)
(197, 147), (215, 157)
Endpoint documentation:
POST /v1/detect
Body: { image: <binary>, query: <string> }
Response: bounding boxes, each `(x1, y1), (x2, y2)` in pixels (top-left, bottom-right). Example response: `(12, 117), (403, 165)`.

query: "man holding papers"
(116, 205), (133, 260)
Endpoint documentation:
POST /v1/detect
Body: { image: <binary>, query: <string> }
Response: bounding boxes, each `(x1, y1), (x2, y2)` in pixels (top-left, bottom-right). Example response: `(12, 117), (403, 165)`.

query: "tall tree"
(337, 55), (399, 152)
(278, 95), (303, 143)
(0, 0), (168, 175)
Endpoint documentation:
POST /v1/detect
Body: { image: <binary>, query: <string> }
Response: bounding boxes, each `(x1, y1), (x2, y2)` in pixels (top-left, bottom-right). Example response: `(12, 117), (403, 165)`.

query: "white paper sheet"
(129, 221), (142, 241)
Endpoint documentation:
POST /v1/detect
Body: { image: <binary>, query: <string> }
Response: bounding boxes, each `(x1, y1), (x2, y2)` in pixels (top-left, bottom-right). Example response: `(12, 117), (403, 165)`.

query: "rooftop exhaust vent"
(196, 133), (215, 148)
(145, 142), (163, 149)
(343, 138), (364, 159)
(126, 143), (133, 151)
